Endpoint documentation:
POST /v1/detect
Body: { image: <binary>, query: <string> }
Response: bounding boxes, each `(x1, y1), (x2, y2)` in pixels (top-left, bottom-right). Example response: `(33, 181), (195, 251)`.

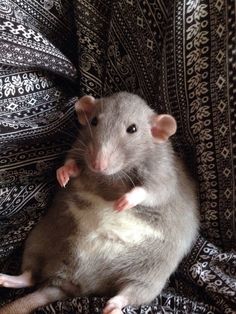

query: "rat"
(0, 92), (199, 314)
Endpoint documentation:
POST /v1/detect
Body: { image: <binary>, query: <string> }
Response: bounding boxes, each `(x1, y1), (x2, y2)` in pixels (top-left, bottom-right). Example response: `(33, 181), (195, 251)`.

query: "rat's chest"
(67, 191), (161, 253)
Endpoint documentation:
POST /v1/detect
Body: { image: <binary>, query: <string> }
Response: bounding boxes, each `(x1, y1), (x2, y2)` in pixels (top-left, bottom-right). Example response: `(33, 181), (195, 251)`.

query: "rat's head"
(75, 92), (177, 176)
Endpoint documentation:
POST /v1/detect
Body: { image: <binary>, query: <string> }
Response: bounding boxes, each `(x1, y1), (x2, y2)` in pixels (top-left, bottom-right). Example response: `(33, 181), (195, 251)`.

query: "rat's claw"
(114, 195), (132, 212)
(56, 161), (80, 188)
(56, 167), (70, 188)
(114, 187), (147, 212)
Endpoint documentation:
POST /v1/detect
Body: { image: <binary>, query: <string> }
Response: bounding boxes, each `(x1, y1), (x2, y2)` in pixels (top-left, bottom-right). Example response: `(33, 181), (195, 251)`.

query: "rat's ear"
(150, 114), (177, 143)
(75, 95), (96, 125)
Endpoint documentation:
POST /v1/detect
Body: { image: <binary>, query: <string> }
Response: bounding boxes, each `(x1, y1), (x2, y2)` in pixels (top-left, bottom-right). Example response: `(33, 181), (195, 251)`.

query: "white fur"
(124, 186), (147, 206)
(68, 190), (164, 254)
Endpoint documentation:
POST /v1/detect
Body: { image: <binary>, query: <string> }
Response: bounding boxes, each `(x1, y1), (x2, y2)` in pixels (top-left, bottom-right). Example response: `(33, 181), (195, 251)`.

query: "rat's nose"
(91, 155), (108, 172)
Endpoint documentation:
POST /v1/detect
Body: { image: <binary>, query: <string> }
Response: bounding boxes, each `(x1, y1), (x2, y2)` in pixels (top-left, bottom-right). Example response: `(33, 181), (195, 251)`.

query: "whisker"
(117, 172), (126, 187)
(74, 137), (87, 148)
(80, 108), (93, 139)
(121, 170), (136, 188)
(59, 128), (88, 150)
(59, 129), (78, 141)
(71, 148), (86, 155)
(101, 96), (104, 112)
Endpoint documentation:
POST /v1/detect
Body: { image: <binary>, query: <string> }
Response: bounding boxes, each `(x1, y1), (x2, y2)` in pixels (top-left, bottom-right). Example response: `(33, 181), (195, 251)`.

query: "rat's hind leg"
(0, 286), (66, 314)
(0, 270), (33, 288)
(103, 282), (162, 314)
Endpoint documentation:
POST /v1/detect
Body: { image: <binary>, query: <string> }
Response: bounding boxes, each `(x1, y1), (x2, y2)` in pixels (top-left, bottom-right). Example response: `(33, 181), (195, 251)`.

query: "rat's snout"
(88, 145), (109, 173)
(91, 154), (108, 172)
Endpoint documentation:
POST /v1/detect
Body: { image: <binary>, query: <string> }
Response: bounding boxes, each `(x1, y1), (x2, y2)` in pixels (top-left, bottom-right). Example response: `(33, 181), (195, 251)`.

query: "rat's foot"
(0, 271), (33, 288)
(114, 187), (147, 212)
(56, 159), (80, 188)
(103, 295), (128, 314)
(103, 307), (122, 314)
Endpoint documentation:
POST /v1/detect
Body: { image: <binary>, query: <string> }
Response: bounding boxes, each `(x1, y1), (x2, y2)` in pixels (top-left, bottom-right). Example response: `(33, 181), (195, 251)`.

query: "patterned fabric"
(0, 1), (235, 313)
(0, 0), (79, 304)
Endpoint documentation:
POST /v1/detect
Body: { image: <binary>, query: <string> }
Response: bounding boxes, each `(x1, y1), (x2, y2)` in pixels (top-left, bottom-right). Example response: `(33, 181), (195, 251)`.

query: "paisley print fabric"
(0, 0), (235, 313)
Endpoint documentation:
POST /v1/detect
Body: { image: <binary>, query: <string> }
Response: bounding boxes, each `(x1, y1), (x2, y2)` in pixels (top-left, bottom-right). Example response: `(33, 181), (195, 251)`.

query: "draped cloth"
(0, 1), (235, 313)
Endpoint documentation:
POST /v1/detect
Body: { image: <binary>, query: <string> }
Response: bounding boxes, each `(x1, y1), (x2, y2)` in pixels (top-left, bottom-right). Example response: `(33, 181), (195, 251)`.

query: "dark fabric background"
(0, 1), (235, 313)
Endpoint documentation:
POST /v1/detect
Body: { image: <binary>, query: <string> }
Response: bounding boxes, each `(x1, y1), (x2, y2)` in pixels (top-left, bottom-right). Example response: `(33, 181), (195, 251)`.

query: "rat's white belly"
(68, 191), (163, 254)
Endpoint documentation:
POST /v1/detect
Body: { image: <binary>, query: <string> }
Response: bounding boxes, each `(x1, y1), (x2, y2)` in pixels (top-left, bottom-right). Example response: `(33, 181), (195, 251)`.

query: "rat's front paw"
(114, 194), (136, 212)
(56, 160), (80, 188)
(114, 187), (147, 212)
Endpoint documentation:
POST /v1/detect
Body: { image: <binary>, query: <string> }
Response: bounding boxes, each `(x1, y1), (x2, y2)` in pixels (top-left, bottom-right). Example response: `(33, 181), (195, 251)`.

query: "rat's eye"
(91, 117), (98, 126)
(126, 124), (137, 134)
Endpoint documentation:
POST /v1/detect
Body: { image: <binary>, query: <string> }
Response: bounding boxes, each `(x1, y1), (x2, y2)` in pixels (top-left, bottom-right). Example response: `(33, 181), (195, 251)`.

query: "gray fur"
(0, 92), (199, 313)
